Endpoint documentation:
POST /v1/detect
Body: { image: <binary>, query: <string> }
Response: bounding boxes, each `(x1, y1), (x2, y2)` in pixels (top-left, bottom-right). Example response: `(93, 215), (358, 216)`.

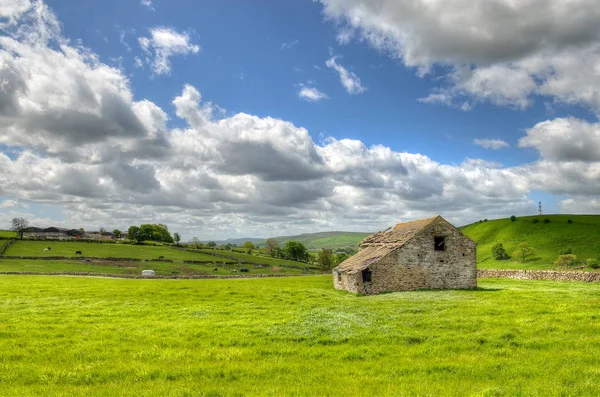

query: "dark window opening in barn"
(362, 269), (372, 283)
(434, 236), (446, 251)
(337, 273), (342, 282)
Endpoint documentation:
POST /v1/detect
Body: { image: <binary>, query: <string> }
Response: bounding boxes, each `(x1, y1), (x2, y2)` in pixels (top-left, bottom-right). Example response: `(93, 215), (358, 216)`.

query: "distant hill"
(256, 231), (371, 250)
(461, 214), (600, 269)
(205, 237), (263, 246)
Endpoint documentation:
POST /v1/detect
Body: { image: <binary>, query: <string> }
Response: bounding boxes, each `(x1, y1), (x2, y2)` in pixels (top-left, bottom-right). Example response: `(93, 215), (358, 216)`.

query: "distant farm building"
(22, 227), (125, 241)
(333, 216), (476, 294)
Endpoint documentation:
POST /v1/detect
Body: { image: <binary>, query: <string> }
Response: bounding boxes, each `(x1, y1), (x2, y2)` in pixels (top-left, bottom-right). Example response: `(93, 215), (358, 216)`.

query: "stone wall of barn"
(333, 270), (362, 293)
(353, 218), (477, 294)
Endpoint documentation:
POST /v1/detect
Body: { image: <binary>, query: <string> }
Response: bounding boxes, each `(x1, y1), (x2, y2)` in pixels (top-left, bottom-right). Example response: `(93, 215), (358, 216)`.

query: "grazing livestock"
(213, 268), (218, 272)
(75, 251), (82, 255)
(240, 268), (249, 273)
(158, 256), (165, 260)
(232, 269), (237, 273)
(43, 248), (49, 251)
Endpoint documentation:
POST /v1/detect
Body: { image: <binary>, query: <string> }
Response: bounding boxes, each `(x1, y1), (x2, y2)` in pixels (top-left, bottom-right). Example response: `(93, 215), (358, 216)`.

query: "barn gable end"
(333, 216), (476, 294)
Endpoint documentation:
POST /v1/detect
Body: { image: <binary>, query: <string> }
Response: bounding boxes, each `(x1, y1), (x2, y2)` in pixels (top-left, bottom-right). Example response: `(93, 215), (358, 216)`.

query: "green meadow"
(462, 214), (600, 269)
(1, 275), (600, 396)
(4, 241), (228, 262)
(0, 230), (16, 238)
(0, 259), (306, 276)
(199, 248), (315, 268)
(1, 241), (319, 276)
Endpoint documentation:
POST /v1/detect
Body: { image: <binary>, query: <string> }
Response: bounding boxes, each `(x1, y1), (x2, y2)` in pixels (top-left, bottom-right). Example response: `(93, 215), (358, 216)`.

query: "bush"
(586, 259), (599, 269)
(484, 219), (488, 222)
(561, 247), (572, 255)
(510, 215), (516, 222)
(544, 218), (551, 224)
(568, 219), (573, 224)
(554, 254), (577, 267)
(532, 219), (539, 224)
(491, 243), (509, 260)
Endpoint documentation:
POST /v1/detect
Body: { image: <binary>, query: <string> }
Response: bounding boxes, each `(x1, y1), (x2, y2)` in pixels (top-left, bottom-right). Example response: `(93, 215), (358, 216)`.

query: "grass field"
(5, 241), (231, 262)
(1, 275), (600, 396)
(1, 241), (319, 276)
(199, 249), (317, 269)
(462, 214), (600, 269)
(0, 230), (16, 238)
(0, 259), (307, 276)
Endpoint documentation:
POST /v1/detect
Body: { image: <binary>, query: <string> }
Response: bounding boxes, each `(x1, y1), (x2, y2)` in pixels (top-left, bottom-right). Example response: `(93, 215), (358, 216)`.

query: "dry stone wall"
(478, 269), (600, 282)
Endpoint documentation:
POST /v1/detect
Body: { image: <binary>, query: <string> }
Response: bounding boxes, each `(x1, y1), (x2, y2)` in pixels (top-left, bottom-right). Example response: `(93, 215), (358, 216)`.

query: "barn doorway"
(361, 269), (372, 283)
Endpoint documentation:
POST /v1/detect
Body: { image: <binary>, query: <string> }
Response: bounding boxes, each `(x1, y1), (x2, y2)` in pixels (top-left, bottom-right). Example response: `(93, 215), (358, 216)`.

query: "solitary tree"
(514, 243), (536, 263)
(11, 217), (29, 239)
(491, 243), (509, 260)
(243, 241), (256, 254)
(264, 238), (279, 257)
(554, 254), (577, 267)
(206, 241), (217, 249)
(113, 229), (122, 238)
(510, 215), (517, 222)
(173, 232), (181, 245)
(317, 248), (334, 271)
(283, 241), (308, 262)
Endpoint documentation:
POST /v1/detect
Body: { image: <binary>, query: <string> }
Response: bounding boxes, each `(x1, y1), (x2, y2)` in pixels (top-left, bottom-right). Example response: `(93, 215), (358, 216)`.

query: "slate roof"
(334, 216), (439, 274)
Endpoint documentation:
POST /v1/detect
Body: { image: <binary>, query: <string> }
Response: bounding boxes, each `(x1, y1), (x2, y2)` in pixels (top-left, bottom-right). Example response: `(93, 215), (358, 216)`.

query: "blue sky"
(49, 0), (590, 165)
(1, 0), (600, 239)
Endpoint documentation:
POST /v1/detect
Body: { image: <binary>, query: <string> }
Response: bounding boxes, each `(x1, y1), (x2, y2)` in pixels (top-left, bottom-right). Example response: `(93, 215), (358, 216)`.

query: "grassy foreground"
(2, 276), (600, 396)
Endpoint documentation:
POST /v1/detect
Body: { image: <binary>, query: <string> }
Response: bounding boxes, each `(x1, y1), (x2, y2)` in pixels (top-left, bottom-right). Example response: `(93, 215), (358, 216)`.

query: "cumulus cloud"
(138, 27), (200, 75)
(0, 0), (599, 239)
(298, 86), (328, 102)
(474, 139), (510, 150)
(326, 56), (366, 94)
(320, 0), (600, 112)
(519, 117), (600, 162)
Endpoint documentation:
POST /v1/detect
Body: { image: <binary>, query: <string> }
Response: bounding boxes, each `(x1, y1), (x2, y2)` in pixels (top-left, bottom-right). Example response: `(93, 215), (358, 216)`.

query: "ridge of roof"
(334, 215), (442, 274)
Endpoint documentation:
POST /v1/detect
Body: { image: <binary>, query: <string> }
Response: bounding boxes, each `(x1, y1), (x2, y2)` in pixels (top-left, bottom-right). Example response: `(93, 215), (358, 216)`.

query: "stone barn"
(333, 216), (476, 294)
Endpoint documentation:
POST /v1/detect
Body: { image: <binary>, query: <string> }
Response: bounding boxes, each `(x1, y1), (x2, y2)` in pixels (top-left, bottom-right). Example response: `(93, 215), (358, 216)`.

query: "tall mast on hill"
(538, 201), (542, 216)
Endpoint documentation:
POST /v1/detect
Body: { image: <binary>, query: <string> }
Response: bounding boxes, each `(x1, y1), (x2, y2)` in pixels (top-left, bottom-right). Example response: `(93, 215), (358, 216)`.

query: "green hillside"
(257, 231), (371, 250)
(461, 214), (600, 269)
(0, 230), (16, 238)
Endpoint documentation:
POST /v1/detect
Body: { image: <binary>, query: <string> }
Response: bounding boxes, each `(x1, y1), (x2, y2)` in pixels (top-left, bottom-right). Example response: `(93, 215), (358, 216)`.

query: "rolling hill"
(461, 214), (600, 269)
(256, 231), (371, 250)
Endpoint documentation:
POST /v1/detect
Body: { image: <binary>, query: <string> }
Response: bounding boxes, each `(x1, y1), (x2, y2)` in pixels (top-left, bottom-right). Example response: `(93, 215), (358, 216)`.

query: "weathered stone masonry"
(334, 216), (477, 294)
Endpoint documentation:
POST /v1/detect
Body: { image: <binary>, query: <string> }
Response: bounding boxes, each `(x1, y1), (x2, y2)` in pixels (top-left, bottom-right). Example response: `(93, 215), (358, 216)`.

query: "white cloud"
(298, 86), (328, 102)
(474, 139), (510, 150)
(326, 56), (366, 95)
(320, 0), (600, 112)
(0, 0), (599, 239)
(519, 118), (600, 162)
(140, 0), (154, 11)
(138, 27), (200, 75)
(281, 39), (299, 50)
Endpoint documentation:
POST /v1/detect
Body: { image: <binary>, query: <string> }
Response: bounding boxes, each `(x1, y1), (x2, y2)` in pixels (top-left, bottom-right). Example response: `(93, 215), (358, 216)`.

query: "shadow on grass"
(472, 287), (503, 292)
